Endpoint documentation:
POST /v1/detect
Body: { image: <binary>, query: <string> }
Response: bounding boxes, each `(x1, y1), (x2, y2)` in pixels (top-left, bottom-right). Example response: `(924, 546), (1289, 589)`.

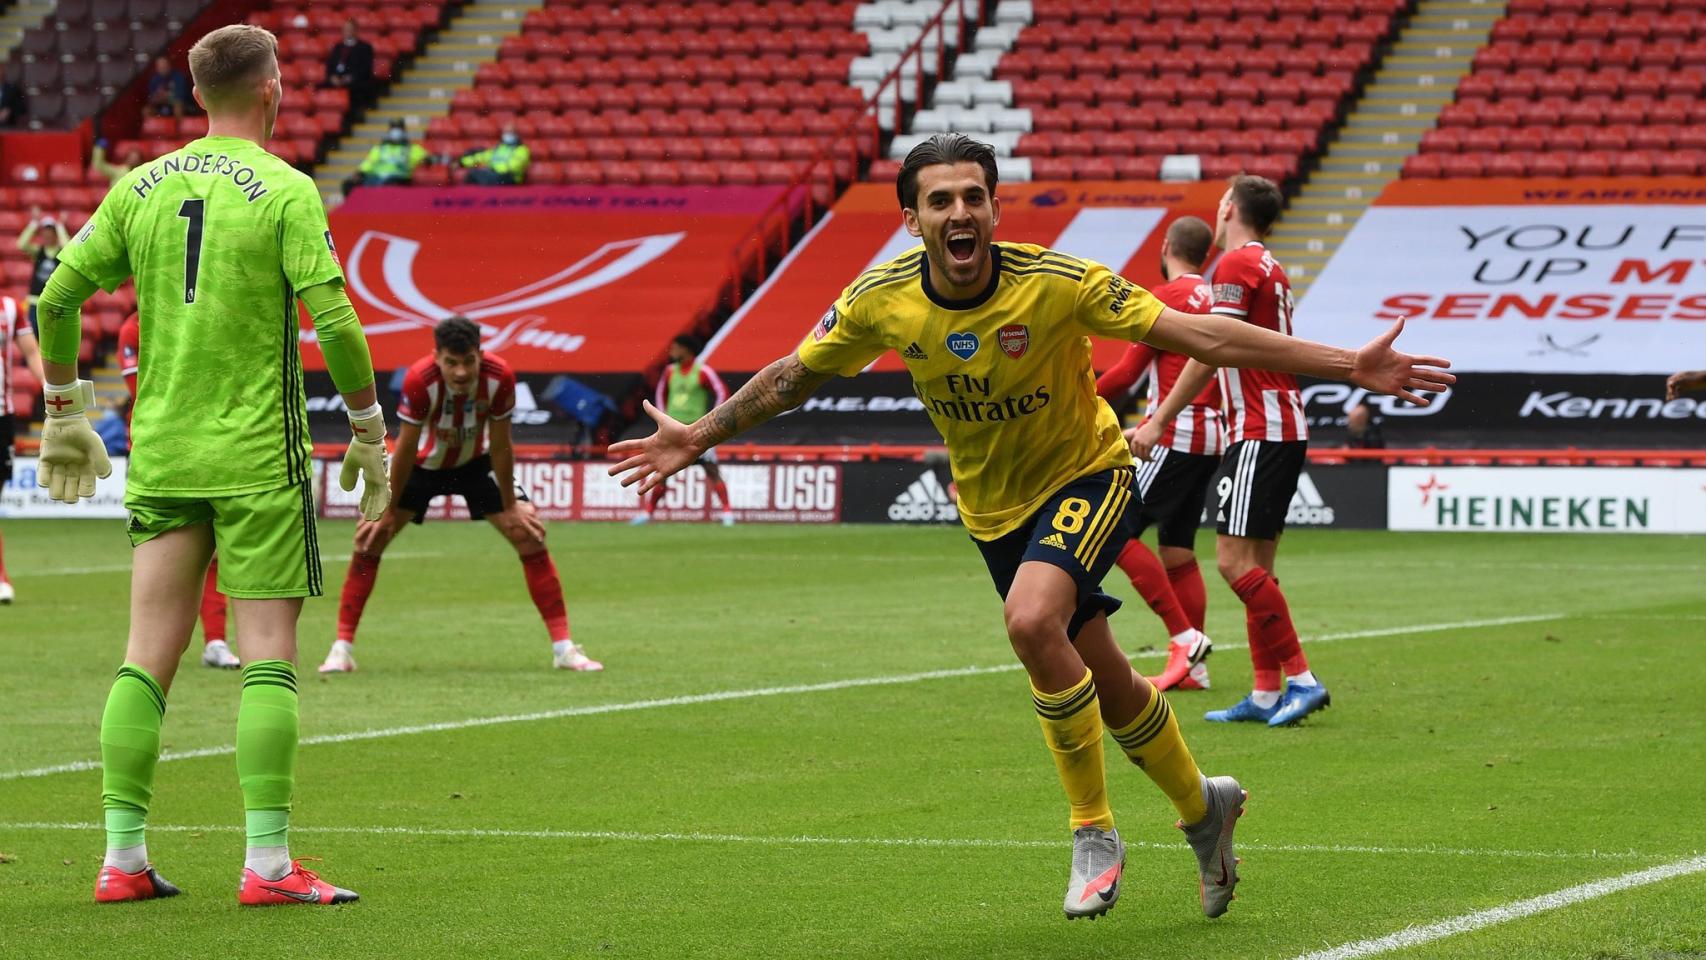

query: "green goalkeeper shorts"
(125, 480), (322, 598)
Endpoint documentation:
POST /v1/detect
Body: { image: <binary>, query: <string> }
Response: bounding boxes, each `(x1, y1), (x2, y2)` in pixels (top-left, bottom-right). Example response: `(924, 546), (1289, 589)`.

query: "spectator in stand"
(1344, 400), (1384, 449)
(18, 208), (70, 333)
(324, 20), (375, 110)
(0, 61), (26, 128)
(460, 124), (530, 185)
(91, 139), (145, 185)
(1666, 370), (1706, 400)
(145, 57), (192, 117)
(346, 121), (427, 194)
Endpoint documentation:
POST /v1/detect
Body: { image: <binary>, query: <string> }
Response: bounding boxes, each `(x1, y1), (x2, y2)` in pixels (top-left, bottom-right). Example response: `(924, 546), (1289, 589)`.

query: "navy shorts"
(1215, 440), (1307, 540)
(1129, 447), (1221, 549)
(974, 466), (1135, 640)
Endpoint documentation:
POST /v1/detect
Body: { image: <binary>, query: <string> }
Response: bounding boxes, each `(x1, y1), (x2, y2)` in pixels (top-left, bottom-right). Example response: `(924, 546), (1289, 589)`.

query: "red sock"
(647, 485), (665, 514)
(338, 552), (382, 643)
(1232, 567), (1307, 685)
(1164, 557), (1207, 632)
(199, 558), (228, 643)
(521, 550), (571, 642)
(0, 529), (8, 581)
(711, 479), (730, 511)
(1115, 540), (1192, 637)
(1244, 606), (1281, 692)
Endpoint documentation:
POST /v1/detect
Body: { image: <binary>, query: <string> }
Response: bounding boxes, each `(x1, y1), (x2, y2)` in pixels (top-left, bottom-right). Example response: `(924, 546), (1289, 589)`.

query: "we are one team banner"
(304, 185), (787, 374)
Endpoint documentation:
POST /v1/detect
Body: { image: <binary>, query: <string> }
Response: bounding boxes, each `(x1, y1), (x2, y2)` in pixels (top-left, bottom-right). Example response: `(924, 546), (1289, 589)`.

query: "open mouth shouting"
(945, 229), (978, 265)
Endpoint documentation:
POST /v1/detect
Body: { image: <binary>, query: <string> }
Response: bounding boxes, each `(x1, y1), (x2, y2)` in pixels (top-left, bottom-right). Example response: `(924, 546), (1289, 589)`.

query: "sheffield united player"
(320, 316), (602, 673)
(1, 292), (44, 605)
(1099, 217), (1220, 693)
(1140, 175), (1327, 727)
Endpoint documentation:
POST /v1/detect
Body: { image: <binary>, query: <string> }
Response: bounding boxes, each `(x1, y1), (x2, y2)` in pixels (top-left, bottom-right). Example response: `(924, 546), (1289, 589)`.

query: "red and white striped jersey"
(1, 295), (24, 417)
(1210, 241), (1308, 444)
(1095, 273), (1224, 456)
(397, 352), (517, 470)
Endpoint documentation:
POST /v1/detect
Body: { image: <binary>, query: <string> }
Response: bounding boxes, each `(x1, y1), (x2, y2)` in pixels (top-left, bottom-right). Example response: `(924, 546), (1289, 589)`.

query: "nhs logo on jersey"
(945, 332), (979, 361)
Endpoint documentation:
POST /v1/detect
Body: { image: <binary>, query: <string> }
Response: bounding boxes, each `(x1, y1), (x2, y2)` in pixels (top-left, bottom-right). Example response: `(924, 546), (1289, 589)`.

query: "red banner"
(305, 185), (785, 373)
(314, 459), (841, 523)
(702, 181), (1227, 372)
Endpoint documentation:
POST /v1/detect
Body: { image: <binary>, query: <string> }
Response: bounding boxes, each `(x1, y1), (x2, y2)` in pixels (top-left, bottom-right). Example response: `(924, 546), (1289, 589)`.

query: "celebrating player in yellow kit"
(609, 134), (1453, 920)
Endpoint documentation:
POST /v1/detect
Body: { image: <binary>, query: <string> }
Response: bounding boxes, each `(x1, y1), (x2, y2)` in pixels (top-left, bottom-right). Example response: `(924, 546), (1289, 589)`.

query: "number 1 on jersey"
(178, 198), (205, 304)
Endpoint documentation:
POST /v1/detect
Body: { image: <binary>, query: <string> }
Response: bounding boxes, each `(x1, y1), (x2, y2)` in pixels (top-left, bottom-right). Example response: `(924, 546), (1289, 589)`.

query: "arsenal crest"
(998, 324), (1029, 359)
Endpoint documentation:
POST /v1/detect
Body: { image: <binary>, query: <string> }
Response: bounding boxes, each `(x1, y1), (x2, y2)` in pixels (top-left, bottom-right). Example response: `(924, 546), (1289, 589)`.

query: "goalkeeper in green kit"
(35, 24), (389, 907)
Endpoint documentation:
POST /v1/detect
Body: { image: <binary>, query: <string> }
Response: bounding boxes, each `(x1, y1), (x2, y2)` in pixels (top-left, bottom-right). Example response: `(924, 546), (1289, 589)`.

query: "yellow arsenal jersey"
(797, 242), (1164, 540)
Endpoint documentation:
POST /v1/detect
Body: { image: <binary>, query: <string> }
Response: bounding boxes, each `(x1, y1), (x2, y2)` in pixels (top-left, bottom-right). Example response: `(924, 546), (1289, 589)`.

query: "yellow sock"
(1109, 677), (1207, 824)
(1032, 669), (1113, 831)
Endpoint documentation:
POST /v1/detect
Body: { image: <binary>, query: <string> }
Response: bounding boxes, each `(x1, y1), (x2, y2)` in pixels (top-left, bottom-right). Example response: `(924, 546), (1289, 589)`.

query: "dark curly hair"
(434, 315), (481, 354)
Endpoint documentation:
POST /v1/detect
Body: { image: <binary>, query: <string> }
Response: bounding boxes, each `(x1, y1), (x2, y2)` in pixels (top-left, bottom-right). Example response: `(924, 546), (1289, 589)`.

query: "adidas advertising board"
(1276, 464), (1387, 530)
(840, 462), (962, 525)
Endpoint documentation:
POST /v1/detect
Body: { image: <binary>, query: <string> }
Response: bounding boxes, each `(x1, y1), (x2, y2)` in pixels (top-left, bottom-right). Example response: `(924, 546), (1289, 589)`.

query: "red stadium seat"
(1402, 153), (1445, 178)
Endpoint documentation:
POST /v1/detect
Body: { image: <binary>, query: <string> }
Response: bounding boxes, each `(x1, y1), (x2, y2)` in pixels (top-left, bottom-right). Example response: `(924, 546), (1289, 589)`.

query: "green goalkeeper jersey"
(58, 136), (344, 498)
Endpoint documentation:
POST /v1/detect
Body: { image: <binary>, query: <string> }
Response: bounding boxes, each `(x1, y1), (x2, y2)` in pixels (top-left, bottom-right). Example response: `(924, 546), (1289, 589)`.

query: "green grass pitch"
(1, 519), (1703, 959)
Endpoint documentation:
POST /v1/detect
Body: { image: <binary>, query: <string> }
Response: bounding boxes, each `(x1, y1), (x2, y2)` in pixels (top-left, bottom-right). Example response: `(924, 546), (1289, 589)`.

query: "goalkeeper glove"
(340, 403), (391, 521)
(37, 379), (113, 504)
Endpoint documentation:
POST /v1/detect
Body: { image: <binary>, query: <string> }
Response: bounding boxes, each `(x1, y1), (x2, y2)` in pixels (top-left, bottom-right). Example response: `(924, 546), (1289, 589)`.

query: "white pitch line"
(0, 613), (1567, 782)
(0, 822), (1674, 863)
(1289, 854), (1706, 960)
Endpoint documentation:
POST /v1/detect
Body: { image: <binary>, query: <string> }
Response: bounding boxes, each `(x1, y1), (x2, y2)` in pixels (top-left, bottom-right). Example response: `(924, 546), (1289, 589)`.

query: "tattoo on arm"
(690, 354), (832, 451)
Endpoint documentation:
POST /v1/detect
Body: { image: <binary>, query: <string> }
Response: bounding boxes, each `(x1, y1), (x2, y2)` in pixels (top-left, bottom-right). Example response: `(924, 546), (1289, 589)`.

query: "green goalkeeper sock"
(237, 660), (298, 875)
(100, 664), (167, 868)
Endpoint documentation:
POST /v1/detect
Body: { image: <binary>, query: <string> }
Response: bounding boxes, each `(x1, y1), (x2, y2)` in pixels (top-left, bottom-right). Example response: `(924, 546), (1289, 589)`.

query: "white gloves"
(340, 404), (391, 521)
(37, 380), (112, 504)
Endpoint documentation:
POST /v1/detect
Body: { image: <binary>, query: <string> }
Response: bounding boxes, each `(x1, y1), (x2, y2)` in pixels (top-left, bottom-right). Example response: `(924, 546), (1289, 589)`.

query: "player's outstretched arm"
(1144, 311), (1454, 406)
(608, 353), (835, 496)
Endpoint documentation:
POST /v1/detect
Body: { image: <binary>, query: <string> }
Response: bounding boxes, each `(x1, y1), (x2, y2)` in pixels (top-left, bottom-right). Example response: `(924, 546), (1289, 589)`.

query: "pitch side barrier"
(6, 448), (1702, 533)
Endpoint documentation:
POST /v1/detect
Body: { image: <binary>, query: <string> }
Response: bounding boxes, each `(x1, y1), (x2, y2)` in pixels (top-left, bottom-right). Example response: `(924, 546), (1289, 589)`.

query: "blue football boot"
(1204, 695), (1279, 724)
(1268, 681), (1331, 727)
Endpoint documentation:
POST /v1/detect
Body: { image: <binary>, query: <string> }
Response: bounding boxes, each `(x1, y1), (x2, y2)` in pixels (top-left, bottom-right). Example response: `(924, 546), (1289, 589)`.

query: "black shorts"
(974, 466), (1134, 640)
(1214, 440), (1307, 540)
(1129, 447), (1220, 549)
(398, 454), (526, 523)
(0, 415), (13, 485)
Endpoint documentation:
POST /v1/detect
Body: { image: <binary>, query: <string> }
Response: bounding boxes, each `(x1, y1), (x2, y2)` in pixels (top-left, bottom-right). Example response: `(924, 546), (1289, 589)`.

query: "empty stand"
(423, 0), (888, 187)
(1406, 0), (1706, 178)
(881, 0), (1406, 186)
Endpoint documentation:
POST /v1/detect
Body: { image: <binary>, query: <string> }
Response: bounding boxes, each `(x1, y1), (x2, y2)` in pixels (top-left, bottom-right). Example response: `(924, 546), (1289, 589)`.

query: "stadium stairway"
(884, 0), (1029, 179)
(1271, 0), (1507, 297)
(313, 0), (542, 204)
(0, 0), (54, 64)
